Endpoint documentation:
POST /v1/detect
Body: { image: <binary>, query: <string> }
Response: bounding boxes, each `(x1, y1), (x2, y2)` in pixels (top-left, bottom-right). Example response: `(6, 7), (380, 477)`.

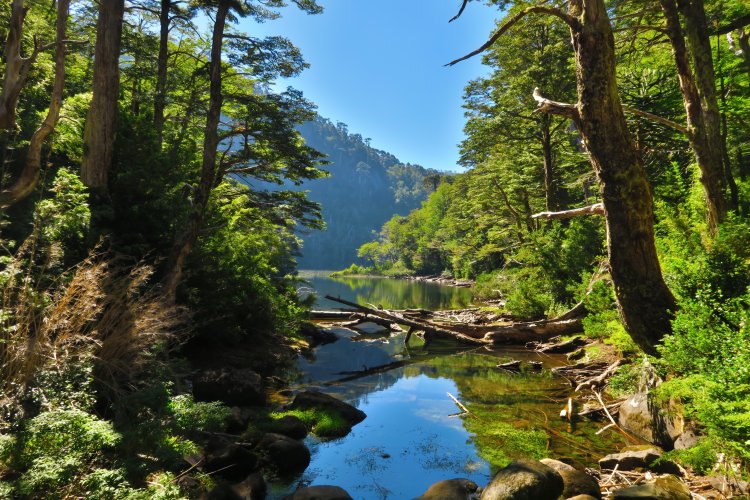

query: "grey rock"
(257, 433), (311, 475)
(540, 459), (601, 499)
(416, 478), (479, 499)
(618, 392), (682, 449)
(480, 459), (564, 500)
(232, 472), (266, 500)
(284, 485), (353, 499)
(194, 368), (265, 406)
(610, 474), (690, 500)
(673, 427), (700, 450)
(599, 447), (682, 476)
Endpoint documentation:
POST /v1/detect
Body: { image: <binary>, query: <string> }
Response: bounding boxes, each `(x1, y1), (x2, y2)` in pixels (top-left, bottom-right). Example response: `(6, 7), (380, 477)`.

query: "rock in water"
(256, 433), (311, 475)
(416, 478), (479, 499)
(610, 474), (691, 500)
(202, 437), (259, 482)
(284, 485), (353, 499)
(193, 368), (265, 406)
(287, 391), (366, 425)
(480, 459), (564, 500)
(540, 459), (601, 499)
(599, 447), (682, 475)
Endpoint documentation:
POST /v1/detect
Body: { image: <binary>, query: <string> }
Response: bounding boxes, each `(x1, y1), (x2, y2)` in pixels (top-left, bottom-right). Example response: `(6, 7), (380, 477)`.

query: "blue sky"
(244, 1), (499, 172)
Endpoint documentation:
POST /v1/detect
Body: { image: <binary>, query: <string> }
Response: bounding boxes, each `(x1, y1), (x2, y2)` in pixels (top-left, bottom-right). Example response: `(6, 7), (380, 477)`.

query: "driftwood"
(309, 310), (357, 320)
(324, 295), (588, 345)
(575, 360), (624, 392)
(324, 295), (488, 345)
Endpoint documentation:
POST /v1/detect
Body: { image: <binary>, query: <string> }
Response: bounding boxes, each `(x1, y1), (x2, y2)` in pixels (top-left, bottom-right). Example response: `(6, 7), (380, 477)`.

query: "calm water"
(272, 275), (625, 499)
(297, 271), (474, 310)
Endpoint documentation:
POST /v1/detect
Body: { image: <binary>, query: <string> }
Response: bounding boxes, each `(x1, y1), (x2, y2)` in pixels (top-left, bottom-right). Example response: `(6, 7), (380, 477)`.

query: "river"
(269, 273), (625, 499)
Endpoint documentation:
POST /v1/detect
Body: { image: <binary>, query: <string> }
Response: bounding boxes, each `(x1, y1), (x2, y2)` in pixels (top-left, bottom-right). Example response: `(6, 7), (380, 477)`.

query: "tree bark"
(0, 0), (70, 208)
(569, 0), (676, 355)
(80, 0), (125, 189)
(541, 116), (557, 211)
(0, 0), (36, 130)
(661, 0), (729, 233)
(154, 0), (171, 146)
(162, 1), (229, 299)
(738, 27), (750, 82)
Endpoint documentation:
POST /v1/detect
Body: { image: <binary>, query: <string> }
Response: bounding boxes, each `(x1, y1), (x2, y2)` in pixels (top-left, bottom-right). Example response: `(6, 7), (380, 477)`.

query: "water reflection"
(297, 271), (474, 310)
(270, 328), (626, 499)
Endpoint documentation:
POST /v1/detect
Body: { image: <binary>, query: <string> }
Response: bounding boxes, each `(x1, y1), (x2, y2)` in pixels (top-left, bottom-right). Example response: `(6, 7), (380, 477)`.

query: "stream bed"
(269, 274), (626, 499)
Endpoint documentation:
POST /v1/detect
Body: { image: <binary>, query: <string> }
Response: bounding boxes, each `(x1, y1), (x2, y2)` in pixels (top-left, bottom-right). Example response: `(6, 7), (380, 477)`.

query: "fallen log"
(309, 310), (358, 320)
(324, 295), (588, 345)
(324, 295), (489, 345)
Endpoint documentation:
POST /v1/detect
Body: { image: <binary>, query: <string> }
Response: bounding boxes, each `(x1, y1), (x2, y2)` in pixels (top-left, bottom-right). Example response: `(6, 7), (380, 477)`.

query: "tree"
(0, 0), (71, 208)
(162, 0), (323, 298)
(80, 0), (125, 189)
(449, 0), (677, 355)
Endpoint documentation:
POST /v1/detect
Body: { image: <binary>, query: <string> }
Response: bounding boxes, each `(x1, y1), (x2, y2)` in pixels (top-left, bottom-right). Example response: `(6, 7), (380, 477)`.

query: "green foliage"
(330, 263), (372, 277)
(270, 408), (350, 438)
(167, 395), (231, 434)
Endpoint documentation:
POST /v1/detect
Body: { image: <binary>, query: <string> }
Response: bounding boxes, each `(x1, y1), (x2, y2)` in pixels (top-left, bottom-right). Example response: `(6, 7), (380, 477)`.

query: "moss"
(463, 405), (547, 471)
(270, 408), (352, 438)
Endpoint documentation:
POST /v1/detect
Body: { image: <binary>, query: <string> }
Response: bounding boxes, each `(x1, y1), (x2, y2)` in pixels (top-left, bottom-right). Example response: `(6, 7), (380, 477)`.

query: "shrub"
(168, 394), (231, 433)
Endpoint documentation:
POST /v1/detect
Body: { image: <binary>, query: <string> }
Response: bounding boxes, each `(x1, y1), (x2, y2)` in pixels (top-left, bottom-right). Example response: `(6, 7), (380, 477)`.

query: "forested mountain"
(291, 116), (439, 269)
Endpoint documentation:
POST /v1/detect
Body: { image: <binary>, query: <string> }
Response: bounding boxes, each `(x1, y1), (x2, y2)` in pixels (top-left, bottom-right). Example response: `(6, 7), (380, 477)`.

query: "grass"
(270, 408), (351, 438)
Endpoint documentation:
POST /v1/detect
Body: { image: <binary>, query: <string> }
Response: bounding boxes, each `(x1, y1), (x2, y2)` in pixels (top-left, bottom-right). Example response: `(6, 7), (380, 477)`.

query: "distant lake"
(297, 271), (474, 310)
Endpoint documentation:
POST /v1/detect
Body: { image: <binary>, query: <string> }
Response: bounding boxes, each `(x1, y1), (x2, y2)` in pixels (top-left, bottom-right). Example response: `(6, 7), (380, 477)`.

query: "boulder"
(203, 438), (259, 482)
(232, 472), (266, 500)
(193, 368), (265, 406)
(540, 459), (601, 499)
(284, 485), (353, 499)
(287, 391), (366, 426)
(673, 427), (700, 451)
(599, 447), (682, 476)
(610, 474), (690, 500)
(256, 433), (311, 475)
(416, 478), (479, 499)
(618, 392), (683, 450)
(480, 459), (564, 500)
(272, 415), (308, 440)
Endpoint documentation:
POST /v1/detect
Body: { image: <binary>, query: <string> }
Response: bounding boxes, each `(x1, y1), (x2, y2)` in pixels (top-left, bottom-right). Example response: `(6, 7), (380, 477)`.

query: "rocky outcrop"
(618, 392), (683, 449)
(540, 459), (601, 499)
(416, 478), (479, 499)
(256, 433), (311, 476)
(205, 473), (267, 500)
(193, 368), (265, 406)
(480, 459), (564, 500)
(284, 485), (353, 499)
(610, 474), (691, 500)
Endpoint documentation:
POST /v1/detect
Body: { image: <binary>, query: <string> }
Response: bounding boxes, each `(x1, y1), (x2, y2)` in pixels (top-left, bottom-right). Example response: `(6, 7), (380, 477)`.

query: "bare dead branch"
(449, 0), (470, 22)
(446, 5), (580, 66)
(532, 203), (604, 220)
(532, 87), (580, 122)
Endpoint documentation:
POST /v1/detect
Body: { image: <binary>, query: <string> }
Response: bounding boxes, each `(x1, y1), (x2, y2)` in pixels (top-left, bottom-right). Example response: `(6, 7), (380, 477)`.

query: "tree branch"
(621, 105), (688, 134)
(532, 87), (580, 122)
(532, 203), (604, 220)
(449, 0), (469, 22)
(446, 5), (580, 66)
(712, 13), (750, 35)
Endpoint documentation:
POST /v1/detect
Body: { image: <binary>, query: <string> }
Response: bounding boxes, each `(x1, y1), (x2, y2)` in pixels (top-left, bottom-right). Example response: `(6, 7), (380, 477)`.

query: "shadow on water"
(272, 275), (626, 499)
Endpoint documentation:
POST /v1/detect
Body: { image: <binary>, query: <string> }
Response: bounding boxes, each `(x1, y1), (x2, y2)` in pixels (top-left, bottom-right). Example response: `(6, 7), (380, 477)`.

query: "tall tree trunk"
(154, 0), (171, 146)
(0, 0), (70, 208)
(162, 1), (229, 298)
(661, 0), (729, 234)
(80, 0), (125, 189)
(570, 0), (676, 355)
(541, 116), (557, 212)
